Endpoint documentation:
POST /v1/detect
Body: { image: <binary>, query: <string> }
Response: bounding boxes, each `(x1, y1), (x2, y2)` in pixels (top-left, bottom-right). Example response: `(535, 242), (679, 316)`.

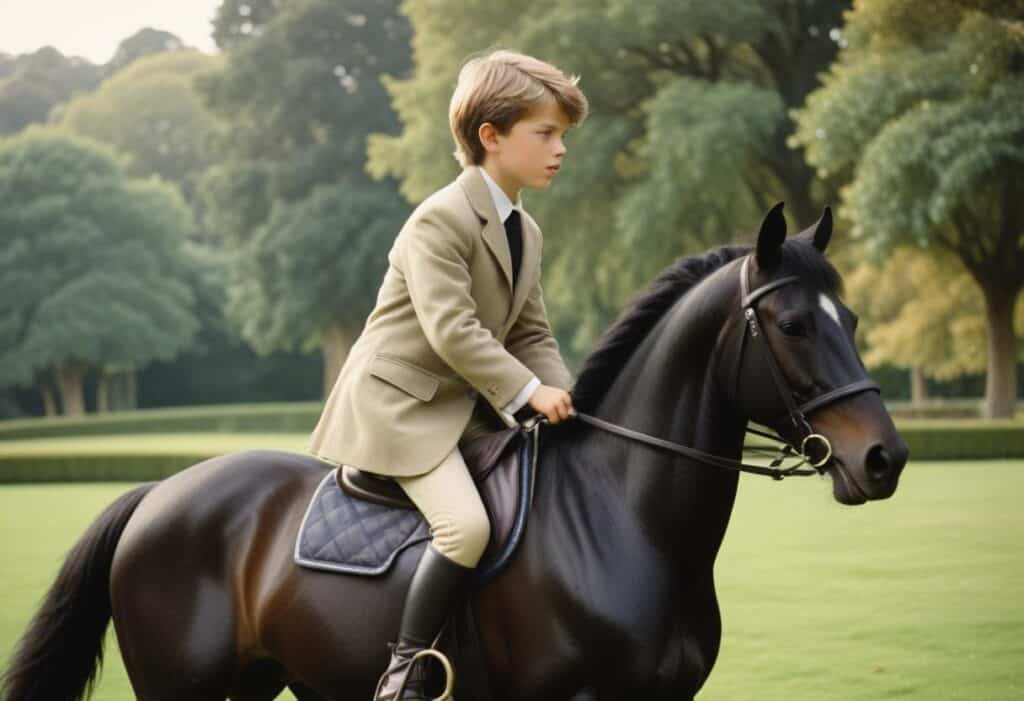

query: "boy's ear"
(478, 122), (500, 153)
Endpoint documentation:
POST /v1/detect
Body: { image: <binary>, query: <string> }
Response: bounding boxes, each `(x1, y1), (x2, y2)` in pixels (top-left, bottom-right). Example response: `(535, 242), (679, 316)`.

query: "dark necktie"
(503, 209), (522, 290)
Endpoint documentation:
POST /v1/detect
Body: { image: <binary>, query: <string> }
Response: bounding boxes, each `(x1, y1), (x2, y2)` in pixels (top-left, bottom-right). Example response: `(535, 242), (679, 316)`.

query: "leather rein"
(534, 255), (880, 481)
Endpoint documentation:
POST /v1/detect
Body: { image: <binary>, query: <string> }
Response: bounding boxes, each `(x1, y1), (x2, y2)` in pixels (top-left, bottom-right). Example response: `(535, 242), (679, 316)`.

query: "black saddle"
(294, 425), (537, 584)
(337, 426), (519, 511)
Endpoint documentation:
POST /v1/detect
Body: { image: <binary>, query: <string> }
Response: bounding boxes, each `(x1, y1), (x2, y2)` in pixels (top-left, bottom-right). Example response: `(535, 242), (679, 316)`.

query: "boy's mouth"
(545, 165), (560, 174)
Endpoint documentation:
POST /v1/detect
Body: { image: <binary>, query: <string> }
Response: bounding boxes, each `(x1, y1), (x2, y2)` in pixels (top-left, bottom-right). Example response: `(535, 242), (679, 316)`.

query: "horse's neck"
(547, 273), (746, 563)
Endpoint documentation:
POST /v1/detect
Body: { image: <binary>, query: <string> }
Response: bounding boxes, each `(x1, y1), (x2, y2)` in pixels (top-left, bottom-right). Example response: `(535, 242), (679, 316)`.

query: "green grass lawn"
(1, 461), (1022, 700)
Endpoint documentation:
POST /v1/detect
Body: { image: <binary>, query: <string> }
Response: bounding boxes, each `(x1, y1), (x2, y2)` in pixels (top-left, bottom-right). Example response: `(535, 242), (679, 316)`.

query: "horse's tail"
(0, 481), (157, 701)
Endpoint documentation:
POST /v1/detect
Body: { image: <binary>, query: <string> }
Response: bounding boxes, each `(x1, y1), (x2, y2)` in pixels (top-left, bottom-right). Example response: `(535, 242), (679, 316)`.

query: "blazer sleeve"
(504, 255), (574, 391)
(394, 209), (536, 409)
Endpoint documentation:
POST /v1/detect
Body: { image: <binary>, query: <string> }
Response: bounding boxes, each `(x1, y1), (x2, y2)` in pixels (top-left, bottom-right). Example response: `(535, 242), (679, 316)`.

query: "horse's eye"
(780, 320), (807, 337)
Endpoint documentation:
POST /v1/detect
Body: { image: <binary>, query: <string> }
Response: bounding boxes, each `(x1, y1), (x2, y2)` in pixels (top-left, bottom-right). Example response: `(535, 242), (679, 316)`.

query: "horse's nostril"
(865, 444), (891, 480)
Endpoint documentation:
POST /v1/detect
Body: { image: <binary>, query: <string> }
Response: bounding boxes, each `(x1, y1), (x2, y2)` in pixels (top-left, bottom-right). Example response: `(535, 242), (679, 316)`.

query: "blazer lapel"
(457, 166), (514, 295)
(506, 211), (539, 327)
(456, 166), (542, 330)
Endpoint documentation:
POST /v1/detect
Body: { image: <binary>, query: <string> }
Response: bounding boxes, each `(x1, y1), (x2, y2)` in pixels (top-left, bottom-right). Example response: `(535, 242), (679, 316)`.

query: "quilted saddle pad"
(294, 425), (538, 581)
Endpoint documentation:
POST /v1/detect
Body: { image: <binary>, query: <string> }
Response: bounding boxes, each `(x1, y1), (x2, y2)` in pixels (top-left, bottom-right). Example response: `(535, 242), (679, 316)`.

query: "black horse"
(1, 203), (907, 700)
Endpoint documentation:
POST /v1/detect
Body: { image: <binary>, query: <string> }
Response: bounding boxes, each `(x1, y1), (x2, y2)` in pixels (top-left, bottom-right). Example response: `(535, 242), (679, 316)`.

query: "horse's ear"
(756, 202), (786, 269)
(811, 206), (832, 252)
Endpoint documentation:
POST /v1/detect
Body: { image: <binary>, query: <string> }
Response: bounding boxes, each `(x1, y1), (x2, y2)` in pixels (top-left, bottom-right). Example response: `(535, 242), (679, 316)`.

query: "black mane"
(570, 238), (843, 413)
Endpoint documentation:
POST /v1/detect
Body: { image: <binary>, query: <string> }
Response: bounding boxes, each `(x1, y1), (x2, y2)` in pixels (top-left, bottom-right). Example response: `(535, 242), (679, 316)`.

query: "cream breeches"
(394, 443), (491, 568)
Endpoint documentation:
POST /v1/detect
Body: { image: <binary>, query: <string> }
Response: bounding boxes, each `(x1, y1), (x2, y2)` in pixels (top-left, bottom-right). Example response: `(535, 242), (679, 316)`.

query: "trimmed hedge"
(885, 399), (984, 419)
(896, 420), (1024, 461)
(0, 402), (323, 440)
(0, 404), (1021, 482)
(0, 433), (311, 483)
(0, 454), (218, 483)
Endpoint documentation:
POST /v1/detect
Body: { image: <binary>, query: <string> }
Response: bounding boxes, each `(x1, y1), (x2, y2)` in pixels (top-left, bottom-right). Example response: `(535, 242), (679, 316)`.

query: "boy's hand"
(527, 384), (575, 423)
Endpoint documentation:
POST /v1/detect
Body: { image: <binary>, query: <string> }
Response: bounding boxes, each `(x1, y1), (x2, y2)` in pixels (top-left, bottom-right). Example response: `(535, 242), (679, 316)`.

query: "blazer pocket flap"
(368, 354), (440, 402)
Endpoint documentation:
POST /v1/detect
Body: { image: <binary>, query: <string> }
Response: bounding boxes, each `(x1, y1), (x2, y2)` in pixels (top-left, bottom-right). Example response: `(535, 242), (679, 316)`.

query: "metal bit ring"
(800, 433), (833, 468)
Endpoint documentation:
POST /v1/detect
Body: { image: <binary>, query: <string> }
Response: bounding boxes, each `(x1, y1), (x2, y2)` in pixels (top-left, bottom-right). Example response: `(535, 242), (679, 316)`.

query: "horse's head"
(721, 202), (908, 505)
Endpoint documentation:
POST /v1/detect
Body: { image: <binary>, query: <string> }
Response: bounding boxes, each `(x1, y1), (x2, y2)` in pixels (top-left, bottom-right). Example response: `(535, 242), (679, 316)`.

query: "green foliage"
(368, 0), (848, 364)
(0, 127), (200, 387)
(0, 47), (103, 136)
(793, 0), (1024, 416)
(60, 50), (224, 206)
(196, 0), (413, 358)
(843, 247), (1020, 379)
(794, 2), (1024, 255)
(212, 0), (287, 50)
(104, 28), (188, 76)
(226, 181), (407, 354)
(617, 78), (785, 281)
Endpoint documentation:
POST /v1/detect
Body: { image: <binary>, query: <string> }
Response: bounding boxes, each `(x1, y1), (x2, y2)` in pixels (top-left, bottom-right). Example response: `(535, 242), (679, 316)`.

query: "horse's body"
(1, 206), (907, 701)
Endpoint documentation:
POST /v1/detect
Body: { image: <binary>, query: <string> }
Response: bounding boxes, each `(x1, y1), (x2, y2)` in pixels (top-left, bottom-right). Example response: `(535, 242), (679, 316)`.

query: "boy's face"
(481, 98), (571, 199)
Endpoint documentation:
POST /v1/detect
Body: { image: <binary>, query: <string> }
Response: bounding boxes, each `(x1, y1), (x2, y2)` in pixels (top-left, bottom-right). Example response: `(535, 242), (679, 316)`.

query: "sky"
(0, 1), (222, 64)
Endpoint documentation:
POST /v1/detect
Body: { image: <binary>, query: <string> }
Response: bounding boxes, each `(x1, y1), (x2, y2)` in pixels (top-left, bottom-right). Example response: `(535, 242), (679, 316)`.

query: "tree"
(0, 47), (102, 136)
(59, 50), (223, 213)
(368, 0), (850, 363)
(103, 28), (187, 77)
(0, 128), (200, 416)
(57, 49), (243, 410)
(197, 0), (413, 393)
(212, 0), (288, 50)
(793, 0), (1024, 417)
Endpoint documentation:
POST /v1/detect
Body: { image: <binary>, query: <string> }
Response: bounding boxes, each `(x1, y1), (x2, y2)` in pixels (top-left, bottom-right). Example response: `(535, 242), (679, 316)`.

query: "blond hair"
(448, 49), (589, 168)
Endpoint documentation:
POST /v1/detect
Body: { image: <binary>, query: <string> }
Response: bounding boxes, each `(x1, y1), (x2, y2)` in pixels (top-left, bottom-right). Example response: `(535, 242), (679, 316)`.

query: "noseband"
(560, 255), (880, 480)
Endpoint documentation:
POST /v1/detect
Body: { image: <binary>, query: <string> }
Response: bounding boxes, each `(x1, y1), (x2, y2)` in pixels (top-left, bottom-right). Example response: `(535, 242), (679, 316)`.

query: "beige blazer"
(307, 165), (573, 476)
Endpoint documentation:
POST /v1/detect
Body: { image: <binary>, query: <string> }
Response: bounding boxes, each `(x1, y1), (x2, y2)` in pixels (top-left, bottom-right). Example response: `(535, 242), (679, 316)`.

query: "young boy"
(307, 48), (588, 700)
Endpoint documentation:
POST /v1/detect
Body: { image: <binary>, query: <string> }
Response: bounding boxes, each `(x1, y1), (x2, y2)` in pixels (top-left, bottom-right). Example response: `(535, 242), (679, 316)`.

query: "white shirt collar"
(479, 167), (522, 224)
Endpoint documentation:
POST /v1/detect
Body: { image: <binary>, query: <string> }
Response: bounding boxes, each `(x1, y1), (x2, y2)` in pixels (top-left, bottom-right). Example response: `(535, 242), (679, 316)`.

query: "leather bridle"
(549, 255), (881, 480)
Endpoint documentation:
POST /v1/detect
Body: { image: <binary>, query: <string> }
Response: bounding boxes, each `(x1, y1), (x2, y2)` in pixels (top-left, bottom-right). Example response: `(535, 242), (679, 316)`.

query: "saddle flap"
(463, 427), (522, 483)
(301, 426), (536, 581)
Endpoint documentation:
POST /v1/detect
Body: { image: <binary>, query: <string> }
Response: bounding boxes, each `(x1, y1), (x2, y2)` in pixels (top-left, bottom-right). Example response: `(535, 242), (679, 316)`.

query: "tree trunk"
(910, 366), (928, 406)
(40, 383), (59, 417)
(109, 368), (137, 411)
(96, 372), (110, 413)
(320, 321), (354, 399)
(55, 360), (88, 417)
(127, 369), (138, 409)
(980, 283), (1019, 418)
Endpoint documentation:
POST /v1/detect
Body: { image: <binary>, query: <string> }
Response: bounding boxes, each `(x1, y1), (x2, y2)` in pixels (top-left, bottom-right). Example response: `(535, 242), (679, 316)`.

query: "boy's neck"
(481, 162), (521, 204)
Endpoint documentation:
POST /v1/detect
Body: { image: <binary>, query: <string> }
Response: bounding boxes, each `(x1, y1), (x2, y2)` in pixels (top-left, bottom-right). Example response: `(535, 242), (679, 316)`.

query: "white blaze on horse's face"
(818, 292), (841, 327)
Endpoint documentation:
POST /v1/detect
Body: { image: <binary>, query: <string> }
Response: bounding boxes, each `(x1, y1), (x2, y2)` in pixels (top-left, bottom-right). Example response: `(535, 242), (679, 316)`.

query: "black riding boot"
(372, 543), (473, 701)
